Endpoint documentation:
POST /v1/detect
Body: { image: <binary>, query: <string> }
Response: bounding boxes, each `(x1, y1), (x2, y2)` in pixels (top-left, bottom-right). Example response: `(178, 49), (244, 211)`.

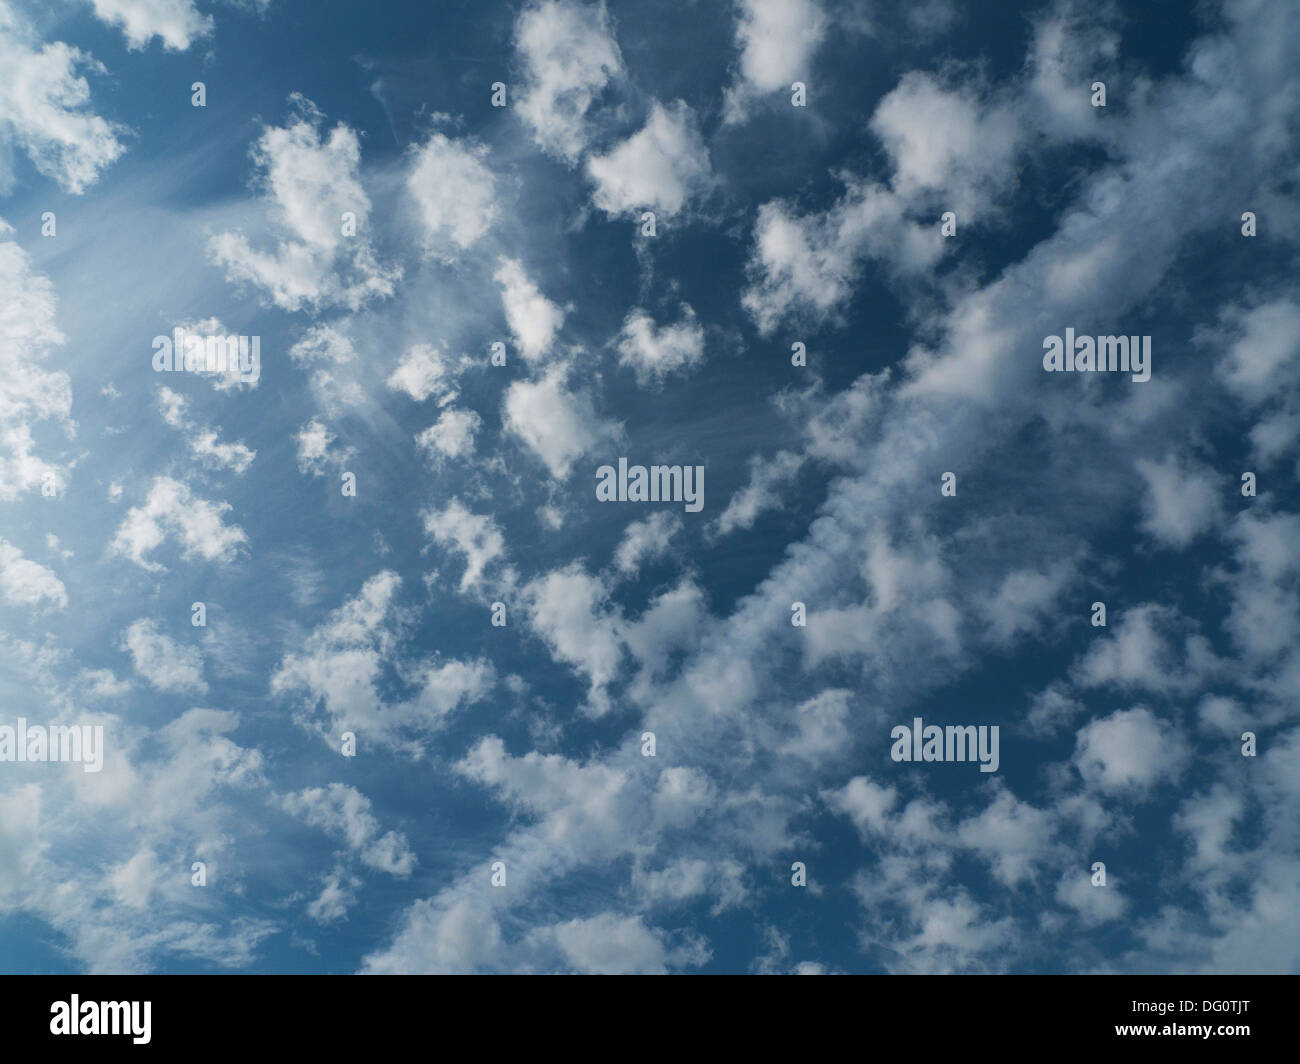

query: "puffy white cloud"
(869, 71), (1021, 218)
(109, 477), (248, 572)
(523, 564), (623, 715)
(1213, 298), (1300, 404)
(386, 344), (453, 403)
(956, 791), (1055, 888)
(362, 897), (505, 974)
(407, 132), (498, 255)
(156, 387), (255, 473)
(826, 776), (898, 838)
(0, 223), (73, 500)
(288, 324), (365, 409)
(1073, 707), (1189, 795)
(268, 571), (489, 750)
(1072, 605), (1197, 693)
(306, 866), (360, 923)
(494, 258), (565, 364)
(778, 688), (852, 764)
(415, 408), (480, 462)
(422, 500), (508, 593)
(503, 366), (618, 479)
(514, 0), (625, 162)
(1055, 867), (1127, 926)
(0, 539), (67, 609)
(613, 512), (680, 575)
(741, 178), (942, 334)
(631, 856), (747, 914)
(981, 564), (1073, 648)
(713, 450), (803, 535)
(272, 571), (441, 749)
(1025, 6), (1116, 141)
(615, 305), (705, 385)
(208, 97), (400, 312)
(1135, 454), (1223, 549)
(0, 697), (274, 972)
(281, 783), (416, 876)
(0, 5), (126, 193)
(587, 100), (713, 216)
(294, 417), (354, 476)
(723, 0), (828, 123)
(87, 0), (213, 51)
(397, 657), (496, 731)
(531, 912), (709, 973)
(120, 618), (207, 694)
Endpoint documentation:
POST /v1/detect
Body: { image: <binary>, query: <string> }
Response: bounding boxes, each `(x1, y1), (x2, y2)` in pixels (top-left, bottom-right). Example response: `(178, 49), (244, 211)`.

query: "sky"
(0, 0), (1297, 975)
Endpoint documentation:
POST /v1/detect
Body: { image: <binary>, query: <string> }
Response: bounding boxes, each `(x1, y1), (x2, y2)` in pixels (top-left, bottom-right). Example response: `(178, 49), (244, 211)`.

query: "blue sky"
(0, 0), (1297, 974)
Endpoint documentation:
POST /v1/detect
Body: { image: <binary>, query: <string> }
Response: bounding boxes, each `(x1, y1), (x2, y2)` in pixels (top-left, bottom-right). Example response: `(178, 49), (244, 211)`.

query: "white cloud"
(156, 387), (256, 473)
(289, 324), (362, 410)
(982, 564), (1072, 648)
(120, 618), (207, 694)
(778, 688), (852, 763)
(956, 791), (1055, 887)
(0, 5), (126, 193)
(723, 0), (828, 123)
(171, 318), (260, 393)
(407, 132), (498, 254)
(714, 450), (803, 535)
(826, 776), (898, 838)
(741, 178), (941, 334)
(1073, 707), (1188, 795)
(615, 305), (705, 385)
(386, 344), (453, 403)
(398, 657), (496, 732)
(0, 539), (67, 609)
(1213, 298), (1300, 404)
(0, 223), (73, 500)
(613, 512), (680, 574)
(109, 477), (248, 571)
(1072, 604), (1193, 693)
(503, 366), (617, 479)
(88, 0), (213, 51)
(523, 564), (623, 716)
(415, 408), (480, 462)
(1135, 454), (1223, 549)
(587, 100), (712, 216)
(1055, 867), (1127, 926)
(422, 500), (508, 593)
(869, 71), (1021, 218)
(208, 97), (400, 311)
(494, 258), (565, 364)
(514, 0), (625, 162)
(632, 857), (747, 914)
(281, 783), (416, 876)
(306, 866), (360, 923)
(532, 912), (709, 974)
(270, 570), (484, 751)
(294, 418), (353, 476)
